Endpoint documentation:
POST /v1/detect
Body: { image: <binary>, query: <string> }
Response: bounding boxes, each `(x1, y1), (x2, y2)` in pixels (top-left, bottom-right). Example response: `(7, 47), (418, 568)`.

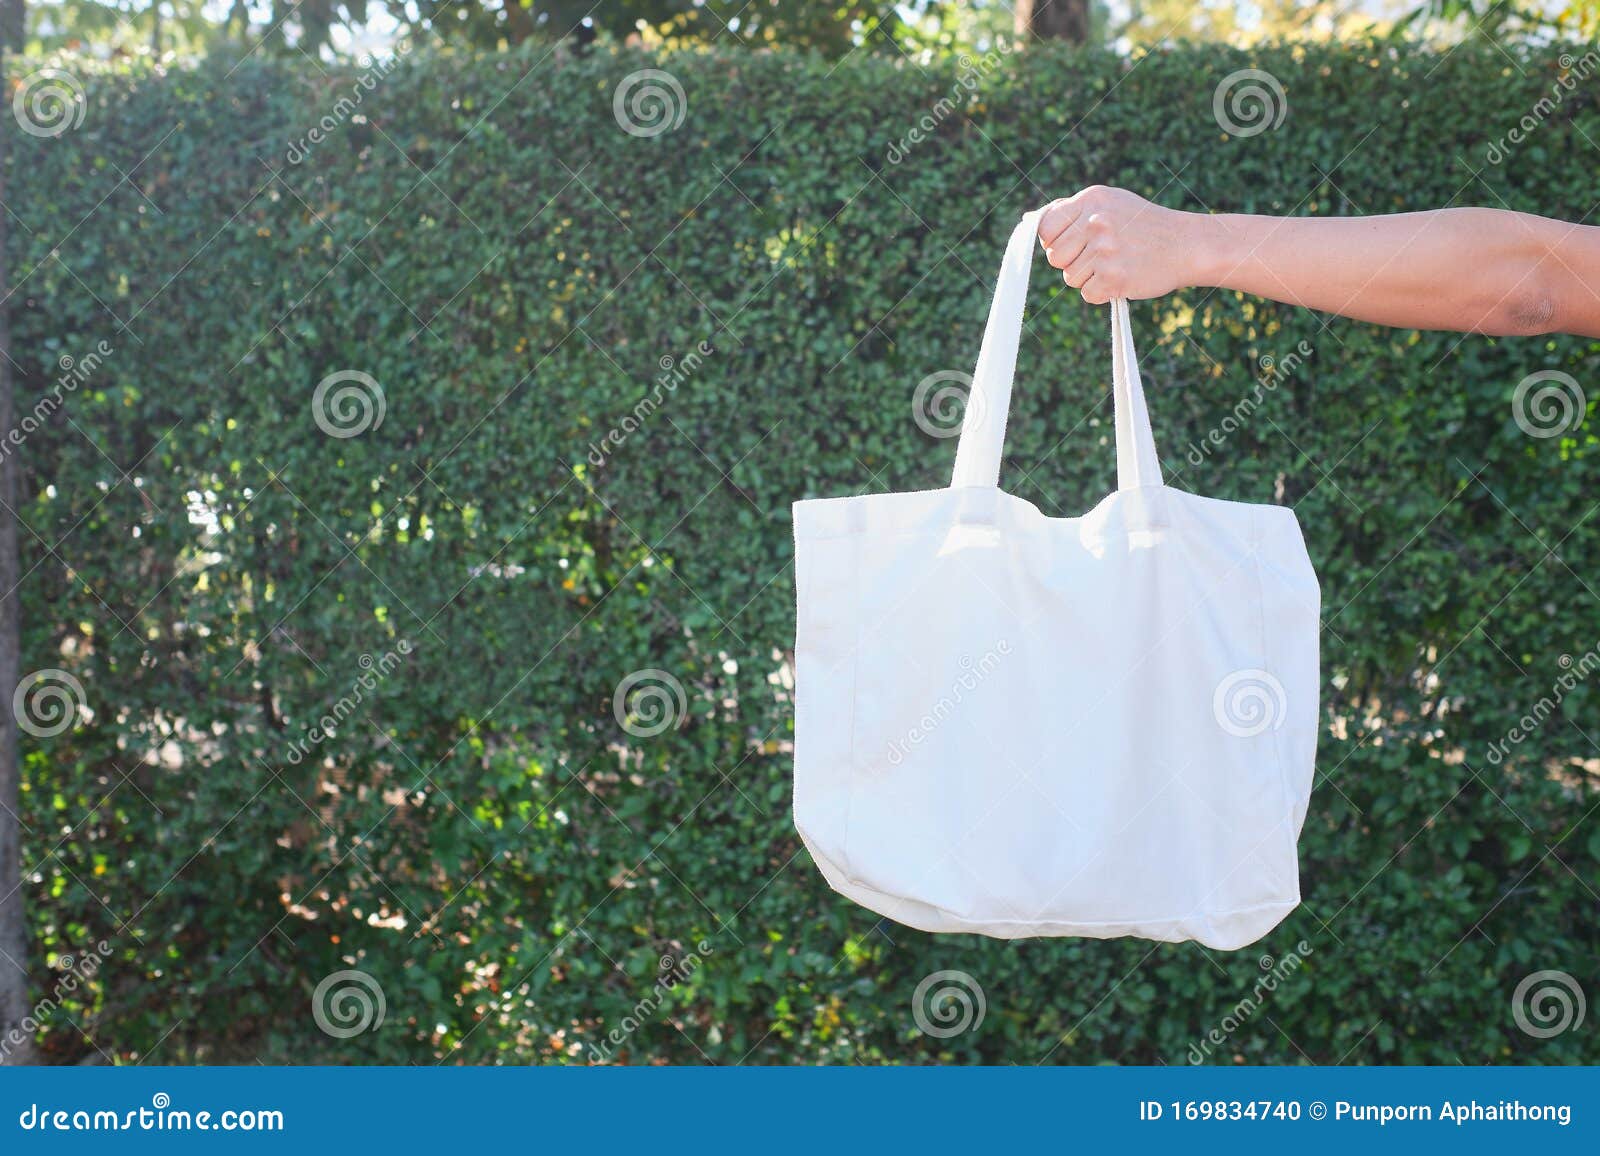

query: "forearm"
(1184, 207), (1600, 337)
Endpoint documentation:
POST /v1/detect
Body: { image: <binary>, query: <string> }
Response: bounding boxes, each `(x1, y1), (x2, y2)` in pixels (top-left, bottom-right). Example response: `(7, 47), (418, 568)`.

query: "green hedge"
(6, 38), (1598, 1065)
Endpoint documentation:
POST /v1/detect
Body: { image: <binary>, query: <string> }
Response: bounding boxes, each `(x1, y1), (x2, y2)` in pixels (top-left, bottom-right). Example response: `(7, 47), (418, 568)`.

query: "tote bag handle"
(950, 209), (1165, 494)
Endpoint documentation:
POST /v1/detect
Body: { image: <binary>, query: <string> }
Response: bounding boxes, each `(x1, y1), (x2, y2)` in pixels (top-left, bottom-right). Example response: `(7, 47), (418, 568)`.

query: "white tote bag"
(792, 209), (1320, 950)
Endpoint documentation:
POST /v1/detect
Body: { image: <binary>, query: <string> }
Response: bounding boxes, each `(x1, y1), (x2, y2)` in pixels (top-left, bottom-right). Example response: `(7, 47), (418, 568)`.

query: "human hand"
(1037, 186), (1205, 304)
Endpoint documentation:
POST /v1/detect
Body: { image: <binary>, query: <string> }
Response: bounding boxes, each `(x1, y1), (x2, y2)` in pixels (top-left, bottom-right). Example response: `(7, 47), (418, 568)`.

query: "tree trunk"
(0, 16), (38, 1066)
(0, 0), (22, 53)
(503, 0), (534, 44)
(1015, 0), (1091, 43)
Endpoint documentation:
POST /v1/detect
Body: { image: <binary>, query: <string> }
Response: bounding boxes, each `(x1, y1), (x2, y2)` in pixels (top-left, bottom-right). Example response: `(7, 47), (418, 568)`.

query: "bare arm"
(1037, 186), (1600, 338)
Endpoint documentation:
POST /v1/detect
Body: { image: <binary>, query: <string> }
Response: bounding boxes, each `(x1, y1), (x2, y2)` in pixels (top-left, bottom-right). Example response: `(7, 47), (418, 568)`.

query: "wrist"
(1181, 211), (1232, 289)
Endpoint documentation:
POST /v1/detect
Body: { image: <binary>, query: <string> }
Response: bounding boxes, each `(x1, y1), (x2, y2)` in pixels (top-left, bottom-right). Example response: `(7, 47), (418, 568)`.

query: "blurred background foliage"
(1, 5), (1599, 1065)
(10, 0), (1600, 59)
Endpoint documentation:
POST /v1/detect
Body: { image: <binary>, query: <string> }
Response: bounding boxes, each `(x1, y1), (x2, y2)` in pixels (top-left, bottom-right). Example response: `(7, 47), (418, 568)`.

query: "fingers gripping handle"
(949, 210), (1164, 495)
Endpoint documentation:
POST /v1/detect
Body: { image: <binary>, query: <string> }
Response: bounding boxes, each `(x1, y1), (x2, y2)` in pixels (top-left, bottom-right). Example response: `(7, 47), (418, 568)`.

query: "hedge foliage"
(6, 38), (1599, 1065)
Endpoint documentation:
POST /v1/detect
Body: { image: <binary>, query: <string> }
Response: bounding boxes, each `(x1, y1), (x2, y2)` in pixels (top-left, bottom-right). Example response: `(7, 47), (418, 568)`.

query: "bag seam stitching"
(1253, 506), (1304, 907)
(841, 530), (862, 880)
